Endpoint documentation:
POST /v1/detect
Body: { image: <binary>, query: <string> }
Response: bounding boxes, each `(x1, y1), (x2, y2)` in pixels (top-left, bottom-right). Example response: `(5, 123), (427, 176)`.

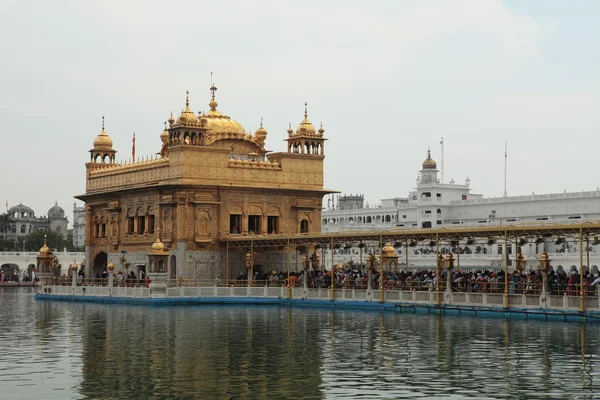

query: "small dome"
(254, 119), (267, 141)
(318, 123), (325, 136)
(93, 117), (113, 149)
(287, 123), (293, 137)
(382, 243), (397, 257)
(422, 150), (437, 169)
(48, 202), (65, 219)
(296, 102), (316, 135)
(177, 91), (198, 125)
(8, 203), (35, 218)
(151, 237), (165, 252)
(39, 242), (51, 255)
(160, 122), (169, 144)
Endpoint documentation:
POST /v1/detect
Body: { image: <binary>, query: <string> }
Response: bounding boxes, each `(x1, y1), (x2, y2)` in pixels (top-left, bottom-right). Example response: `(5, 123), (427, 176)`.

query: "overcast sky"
(1, 0), (600, 224)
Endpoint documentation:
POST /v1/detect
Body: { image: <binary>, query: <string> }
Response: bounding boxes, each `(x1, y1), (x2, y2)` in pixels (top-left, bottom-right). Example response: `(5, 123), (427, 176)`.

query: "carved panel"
(196, 210), (210, 238)
(267, 205), (281, 216)
(248, 204), (263, 216)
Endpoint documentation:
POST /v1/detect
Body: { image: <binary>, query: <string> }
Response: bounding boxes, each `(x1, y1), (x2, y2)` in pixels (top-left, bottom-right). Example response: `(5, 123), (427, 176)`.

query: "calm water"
(1, 288), (599, 399)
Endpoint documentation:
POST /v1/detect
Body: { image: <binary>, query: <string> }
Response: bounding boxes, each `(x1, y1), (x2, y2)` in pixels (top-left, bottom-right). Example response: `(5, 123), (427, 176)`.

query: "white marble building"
(323, 151), (600, 232)
(321, 151), (600, 270)
(2, 203), (69, 240)
(72, 202), (85, 248)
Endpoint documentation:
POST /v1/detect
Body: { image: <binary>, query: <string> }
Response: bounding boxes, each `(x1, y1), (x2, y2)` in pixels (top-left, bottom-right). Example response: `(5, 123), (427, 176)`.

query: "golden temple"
(77, 84), (335, 279)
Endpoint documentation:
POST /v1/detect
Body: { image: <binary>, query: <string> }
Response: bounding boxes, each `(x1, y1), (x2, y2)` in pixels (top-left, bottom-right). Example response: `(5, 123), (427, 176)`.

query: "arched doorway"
(169, 255), (177, 279)
(0, 263), (19, 280)
(93, 252), (107, 278)
(27, 264), (36, 279)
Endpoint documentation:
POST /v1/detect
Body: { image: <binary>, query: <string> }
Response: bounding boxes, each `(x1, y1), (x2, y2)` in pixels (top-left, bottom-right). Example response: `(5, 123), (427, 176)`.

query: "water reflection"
(1, 288), (600, 399)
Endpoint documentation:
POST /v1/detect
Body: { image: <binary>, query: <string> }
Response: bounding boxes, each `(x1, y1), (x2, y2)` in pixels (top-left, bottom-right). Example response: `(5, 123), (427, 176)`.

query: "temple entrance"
(93, 252), (107, 278)
(170, 255), (177, 279)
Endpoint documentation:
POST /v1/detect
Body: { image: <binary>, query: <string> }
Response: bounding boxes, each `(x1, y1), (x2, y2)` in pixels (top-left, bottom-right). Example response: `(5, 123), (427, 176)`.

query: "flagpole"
(440, 137), (444, 184)
(504, 142), (508, 197)
(132, 133), (136, 161)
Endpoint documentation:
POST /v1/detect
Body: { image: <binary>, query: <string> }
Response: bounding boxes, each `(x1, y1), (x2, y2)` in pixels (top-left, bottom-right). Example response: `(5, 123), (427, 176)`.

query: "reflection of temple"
(79, 306), (324, 399)
(77, 85), (334, 278)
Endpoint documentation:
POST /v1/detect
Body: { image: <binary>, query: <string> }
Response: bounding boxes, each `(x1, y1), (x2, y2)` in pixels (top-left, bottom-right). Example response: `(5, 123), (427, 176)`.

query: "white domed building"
(1, 202), (69, 240)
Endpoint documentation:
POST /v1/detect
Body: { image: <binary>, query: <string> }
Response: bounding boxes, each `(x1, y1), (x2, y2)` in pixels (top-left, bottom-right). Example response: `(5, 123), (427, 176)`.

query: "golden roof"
(151, 237), (166, 252)
(295, 103), (316, 136)
(203, 84), (247, 137)
(39, 238), (51, 255)
(177, 91), (198, 125)
(93, 116), (113, 149)
(254, 118), (267, 142)
(382, 243), (397, 257)
(422, 149), (437, 169)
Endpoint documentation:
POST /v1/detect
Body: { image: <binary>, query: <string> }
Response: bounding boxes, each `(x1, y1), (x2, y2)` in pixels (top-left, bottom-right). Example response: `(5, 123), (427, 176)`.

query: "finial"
(102, 116), (105, 130)
(428, 147), (431, 157)
(304, 102), (308, 119)
(185, 90), (190, 107)
(260, 117), (263, 128)
(210, 83), (217, 101)
(44, 234), (47, 244)
(164, 121), (167, 129)
(210, 71), (213, 86)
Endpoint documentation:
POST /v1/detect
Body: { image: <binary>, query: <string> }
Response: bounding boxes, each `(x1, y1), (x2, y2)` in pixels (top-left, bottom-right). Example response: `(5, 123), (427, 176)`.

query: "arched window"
(366, 216), (372, 223)
(300, 220), (309, 233)
(20, 225), (26, 234)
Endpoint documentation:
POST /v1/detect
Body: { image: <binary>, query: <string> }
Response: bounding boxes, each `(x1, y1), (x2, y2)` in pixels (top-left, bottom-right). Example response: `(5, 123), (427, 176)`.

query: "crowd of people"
(234, 266), (600, 296)
(0, 269), (37, 284)
(52, 269), (152, 288)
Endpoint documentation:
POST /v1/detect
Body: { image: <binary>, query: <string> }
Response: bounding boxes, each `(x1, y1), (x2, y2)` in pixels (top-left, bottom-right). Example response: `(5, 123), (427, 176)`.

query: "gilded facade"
(77, 85), (334, 279)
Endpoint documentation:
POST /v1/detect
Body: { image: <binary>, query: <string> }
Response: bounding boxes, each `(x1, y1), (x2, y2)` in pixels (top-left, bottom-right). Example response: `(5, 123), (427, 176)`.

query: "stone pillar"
(84, 245), (93, 278)
(71, 260), (78, 287)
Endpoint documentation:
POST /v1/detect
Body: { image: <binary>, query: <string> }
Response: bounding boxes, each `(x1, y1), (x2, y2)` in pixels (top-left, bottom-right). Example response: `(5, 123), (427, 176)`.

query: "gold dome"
(107, 260), (115, 271)
(382, 243), (396, 256)
(295, 102), (316, 136)
(151, 237), (166, 252)
(254, 118), (267, 142)
(203, 84), (247, 137)
(160, 121), (169, 144)
(39, 240), (51, 255)
(422, 149), (437, 170)
(93, 116), (113, 149)
(177, 91), (198, 125)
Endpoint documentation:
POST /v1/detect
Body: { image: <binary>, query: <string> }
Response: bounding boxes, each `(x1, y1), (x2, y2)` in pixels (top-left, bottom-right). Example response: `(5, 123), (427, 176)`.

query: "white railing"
(38, 284), (600, 313)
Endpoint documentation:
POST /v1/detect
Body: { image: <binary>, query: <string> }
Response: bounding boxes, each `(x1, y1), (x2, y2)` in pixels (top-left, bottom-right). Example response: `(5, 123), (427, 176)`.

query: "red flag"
(132, 133), (136, 160)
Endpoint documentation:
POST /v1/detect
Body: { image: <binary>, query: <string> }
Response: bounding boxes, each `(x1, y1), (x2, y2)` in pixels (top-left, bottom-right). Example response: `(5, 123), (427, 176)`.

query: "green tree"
(0, 213), (12, 240)
(23, 230), (66, 252)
